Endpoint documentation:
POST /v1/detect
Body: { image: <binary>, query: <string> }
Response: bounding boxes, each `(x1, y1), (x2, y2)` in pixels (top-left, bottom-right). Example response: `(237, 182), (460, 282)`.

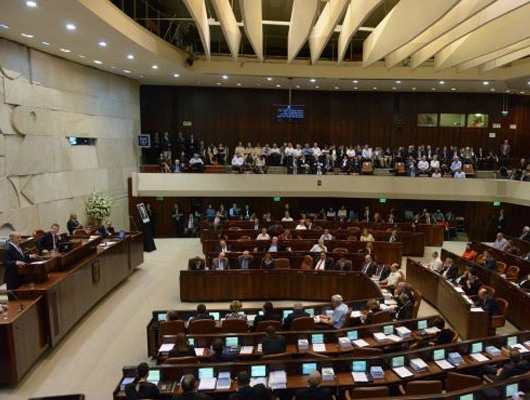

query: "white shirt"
(281, 217), (294, 222)
(315, 259), (326, 271)
(256, 233), (271, 240)
(295, 224), (307, 230)
(430, 160), (440, 169)
(454, 171), (466, 179)
(231, 156), (244, 166)
(418, 160), (429, 171)
(310, 244), (327, 253)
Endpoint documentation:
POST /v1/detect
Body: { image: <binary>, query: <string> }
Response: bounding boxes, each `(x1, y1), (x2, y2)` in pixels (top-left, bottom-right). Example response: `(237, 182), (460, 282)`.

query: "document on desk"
(352, 339), (370, 347)
(384, 299), (397, 306)
(351, 310), (362, 318)
(198, 378), (217, 391)
(158, 343), (173, 353)
(239, 346), (254, 355)
(351, 372), (369, 382)
(393, 367), (414, 378)
(216, 372), (231, 389)
(424, 327), (440, 334)
(250, 378), (267, 387)
(194, 348), (205, 356)
(470, 307), (484, 312)
(435, 360), (455, 370)
(312, 343), (326, 352)
(247, 314), (256, 322)
(268, 370), (287, 389)
(454, 286), (464, 293)
(513, 344), (529, 353)
(470, 353), (488, 362)
(386, 334), (402, 343)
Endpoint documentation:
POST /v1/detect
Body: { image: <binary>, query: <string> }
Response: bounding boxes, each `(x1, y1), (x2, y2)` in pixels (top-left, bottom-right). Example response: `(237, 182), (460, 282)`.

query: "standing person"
(3, 231), (38, 291)
(500, 139), (511, 168)
(171, 203), (184, 237)
(497, 209), (506, 233)
(146, 203), (155, 236)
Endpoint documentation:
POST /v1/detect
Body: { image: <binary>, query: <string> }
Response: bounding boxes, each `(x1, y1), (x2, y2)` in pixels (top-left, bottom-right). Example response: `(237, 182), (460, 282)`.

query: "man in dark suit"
(125, 362), (160, 400)
(518, 273), (530, 291)
(253, 301), (281, 331)
(212, 252), (231, 270)
(462, 270), (483, 296)
(438, 257), (459, 281)
(215, 240), (231, 254)
(295, 370), (334, 400)
(475, 288), (501, 317)
(313, 252), (332, 271)
(66, 212), (83, 235)
(360, 254), (376, 277)
(183, 213), (199, 237)
(332, 256), (351, 271)
(35, 223), (64, 253)
(188, 257), (205, 271)
(188, 304), (214, 323)
(395, 293), (413, 320)
(176, 374), (212, 400)
(262, 325), (286, 354)
(3, 231), (38, 291)
(236, 251), (254, 269)
(486, 349), (530, 382)
(229, 372), (272, 400)
(283, 302), (310, 330)
(98, 220), (115, 238)
(481, 250), (498, 272)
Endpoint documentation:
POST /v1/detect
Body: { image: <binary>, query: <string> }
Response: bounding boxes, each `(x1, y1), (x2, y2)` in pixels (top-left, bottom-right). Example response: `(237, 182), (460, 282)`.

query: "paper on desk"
(257, 344), (263, 353)
(30, 260), (47, 265)
(470, 353), (488, 362)
(158, 343), (173, 353)
(386, 334), (402, 343)
(312, 344), (326, 352)
(470, 307), (484, 312)
(313, 316), (321, 323)
(250, 378), (267, 387)
(351, 310), (362, 318)
(435, 360), (454, 370)
(352, 339), (370, 348)
(239, 346), (254, 355)
(424, 327), (441, 334)
(194, 348), (205, 356)
(351, 372), (369, 382)
(462, 296), (473, 304)
(198, 378), (217, 391)
(454, 286), (464, 293)
(513, 344), (529, 353)
(247, 314), (256, 322)
(384, 299), (397, 305)
(393, 367), (414, 378)
(216, 372), (231, 390)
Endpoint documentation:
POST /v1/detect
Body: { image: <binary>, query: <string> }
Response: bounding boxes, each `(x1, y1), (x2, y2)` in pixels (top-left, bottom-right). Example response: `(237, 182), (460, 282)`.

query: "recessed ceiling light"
(127, 54), (134, 60)
(78, 54), (85, 58)
(236, 82), (241, 86)
(520, 91), (525, 94)
(352, 80), (358, 83)
(21, 33), (34, 38)
(431, 88), (436, 91)
(483, 81), (490, 85)
(335, 86), (339, 90)
(527, 81), (530, 85)
(439, 80), (445, 85)
(0, 23), (9, 29)
(173, 73), (180, 78)
(295, 85), (300, 89)
(395, 80), (401, 84)
(222, 75), (228, 80)
(506, 90), (510, 93)
(151, 65), (158, 70)
(490, 88), (496, 92)
(266, 77), (272, 81)
(392, 87), (397, 90)
(26, 1), (37, 7)
(139, 74), (144, 78)
(412, 87), (417, 91)
(216, 82), (221, 85)
(123, 69), (131, 74)
(372, 87), (377, 90)
(98, 41), (107, 47)
(315, 85), (320, 89)
(451, 88), (456, 91)
(110, 65), (116, 69)
(66, 23), (77, 31)
(59, 48), (71, 53)
(310, 78), (316, 83)
(276, 84), (281, 88)
(41, 41), (50, 46)
(93, 60), (103, 64)
(353, 87), (358, 90)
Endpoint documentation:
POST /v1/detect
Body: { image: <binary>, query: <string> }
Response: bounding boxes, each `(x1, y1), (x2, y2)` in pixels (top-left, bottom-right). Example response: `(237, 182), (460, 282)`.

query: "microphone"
(7, 290), (24, 312)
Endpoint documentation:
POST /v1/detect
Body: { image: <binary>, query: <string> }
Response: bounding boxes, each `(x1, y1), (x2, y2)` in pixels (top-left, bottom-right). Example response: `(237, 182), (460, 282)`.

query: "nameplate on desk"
(393, 366), (414, 378)
(470, 353), (488, 362)
(312, 343), (326, 352)
(351, 372), (369, 383)
(435, 359), (454, 370)
(352, 339), (370, 348)
(194, 348), (205, 356)
(239, 346), (254, 355)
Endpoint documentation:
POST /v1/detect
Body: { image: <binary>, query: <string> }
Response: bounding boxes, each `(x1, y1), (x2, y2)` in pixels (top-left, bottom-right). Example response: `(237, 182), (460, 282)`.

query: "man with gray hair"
(3, 231), (38, 291)
(319, 294), (349, 329)
(282, 302), (310, 330)
(294, 370), (335, 400)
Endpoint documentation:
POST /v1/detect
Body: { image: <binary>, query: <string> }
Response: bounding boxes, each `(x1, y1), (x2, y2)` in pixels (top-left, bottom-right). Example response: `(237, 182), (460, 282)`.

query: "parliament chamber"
(3, 0), (530, 399)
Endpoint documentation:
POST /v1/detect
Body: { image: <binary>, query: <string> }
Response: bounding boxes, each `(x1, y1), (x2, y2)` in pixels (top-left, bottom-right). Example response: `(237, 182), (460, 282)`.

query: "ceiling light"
(372, 87), (377, 90)
(216, 82), (221, 85)
(266, 77), (272, 81)
(222, 75), (228, 80)
(110, 65), (116, 69)
(451, 88), (456, 91)
(41, 41), (50, 46)
(431, 88), (436, 91)
(520, 91), (525, 94)
(78, 54), (85, 58)
(483, 81), (490, 85)
(66, 23), (77, 31)
(412, 87), (417, 91)
(98, 41), (107, 47)
(236, 83), (241, 86)
(276, 84), (281, 88)
(439, 81), (445, 85)
(21, 33), (34, 38)
(173, 73), (180, 78)
(527, 81), (530, 85)
(0, 24), (10, 29)
(127, 54), (134, 60)
(315, 85), (320, 89)
(93, 60), (103, 64)
(335, 86), (339, 90)
(26, 1), (37, 7)
(392, 87), (397, 90)
(352, 80), (358, 83)
(353, 87), (358, 90)
(310, 78), (316, 83)
(139, 74), (144, 78)
(151, 65), (158, 70)
(123, 69), (131, 74)
(59, 48), (71, 53)
(490, 88), (496, 92)
(395, 80), (401, 84)
(295, 85), (301, 89)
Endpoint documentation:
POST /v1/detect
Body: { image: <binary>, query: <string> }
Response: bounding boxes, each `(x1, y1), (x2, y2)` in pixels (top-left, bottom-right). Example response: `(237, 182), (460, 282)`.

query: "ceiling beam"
(337, 0), (384, 63)
(409, 0), (530, 70)
(211, 0), (241, 60)
(480, 44), (530, 73)
(239, 0), (263, 62)
(309, 0), (349, 64)
(182, 0), (211, 60)
(363, 0), (459, 67)
(434, 3), (530, 71)
(287, 0), (320, 63)
(384, 0), (495, 69)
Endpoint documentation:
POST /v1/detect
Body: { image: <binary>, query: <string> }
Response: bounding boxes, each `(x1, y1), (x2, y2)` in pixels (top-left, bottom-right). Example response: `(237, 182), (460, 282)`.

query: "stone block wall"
(0, 38), (140, 234)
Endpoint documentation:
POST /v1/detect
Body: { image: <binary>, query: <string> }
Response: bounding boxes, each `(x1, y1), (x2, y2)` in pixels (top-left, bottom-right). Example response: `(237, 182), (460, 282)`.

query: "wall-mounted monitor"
(274, 105), (305, 124)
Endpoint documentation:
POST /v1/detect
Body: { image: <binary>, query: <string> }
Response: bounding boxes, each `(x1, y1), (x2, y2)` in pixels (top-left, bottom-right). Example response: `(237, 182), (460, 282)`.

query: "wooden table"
(180, 270), (382, 302)
(405, 258), (489, 339)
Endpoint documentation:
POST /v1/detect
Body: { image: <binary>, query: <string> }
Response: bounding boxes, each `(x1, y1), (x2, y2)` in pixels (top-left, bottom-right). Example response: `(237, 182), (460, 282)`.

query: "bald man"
(3, 232), (38, 291)
(294, 370), (335, 400)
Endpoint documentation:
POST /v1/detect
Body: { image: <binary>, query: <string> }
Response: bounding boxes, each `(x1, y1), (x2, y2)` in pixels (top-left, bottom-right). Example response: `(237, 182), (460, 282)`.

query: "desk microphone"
(7, 290), (24, 312)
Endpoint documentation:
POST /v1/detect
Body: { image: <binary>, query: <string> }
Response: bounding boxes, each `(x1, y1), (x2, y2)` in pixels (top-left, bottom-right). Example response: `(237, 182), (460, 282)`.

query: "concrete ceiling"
(1, 0), (530, 94)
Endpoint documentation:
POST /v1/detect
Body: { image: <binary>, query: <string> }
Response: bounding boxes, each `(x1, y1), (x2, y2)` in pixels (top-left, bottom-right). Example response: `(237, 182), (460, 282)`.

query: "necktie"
(52, 235), (57, 250)
(363, 264), (368, 274)
(242, 260), (247, 269)
(13, 243), (24, 257)
(316, 260), (325, 270)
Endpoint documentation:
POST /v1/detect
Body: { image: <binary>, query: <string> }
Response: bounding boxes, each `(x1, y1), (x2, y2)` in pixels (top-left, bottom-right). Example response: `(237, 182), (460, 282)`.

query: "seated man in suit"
(208, 338), (237, 363)
(177, 374), (212, 400)
(332, 256), (351, 271)
(518, 273), (530, 291)
(188, 304), (215, 324)
(98, 220), (115, 238)
(236, 251), (254, 269)
(66, 212), (83, 235)
(212, 252), (230, 270)
(318, 294), (349, 329)
(395, 293), (413, 320)
(125, 362), (160, 400)
(295, 370), (335, 400)
(485, 349), (530, 382)
(438, 257), (459, 281)
(461, 269), (483, 296)
(229, 371), (272, 400)
(253, 301), (282, 331)
(35, 223), (65, 253)
(3, 231), (39, 291)
(414, 317), (454, 348)
(475, 288), (501, 317)
(360, 254), (376, 277)
(283, 302), (310, 330)
(314, 252), (332, 271)
(262, 325), (286, 355)
(188, 256), (205, 271)
(215, 239), (231, 254)
(481, 250), (499, 272)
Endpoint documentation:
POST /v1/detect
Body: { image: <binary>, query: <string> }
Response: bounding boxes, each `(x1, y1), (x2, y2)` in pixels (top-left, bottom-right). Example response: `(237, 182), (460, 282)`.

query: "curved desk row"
(179, 270), (382, 302)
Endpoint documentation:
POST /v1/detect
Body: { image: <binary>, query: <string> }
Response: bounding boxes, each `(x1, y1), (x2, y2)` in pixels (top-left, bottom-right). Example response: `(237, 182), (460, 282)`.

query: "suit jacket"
(35, 231), (64, 252)
(498, 360), (530, 380)
(98, 226), (115, 238)
(295, 386), (334, 400)
(67, 218), (81, 235)
(215, 245), (232, 253)
(253, 311), (282, 330)
(125, 381), (160, 400)
(360, 261), (376, 277)
(477, 296), (501, 317)
(439, 264), (459, 281)
(237, 256), (254, 269)
(331, 261), (351, 271)
(484, 257), (498, 272)
(189, 259), (206, 271)
(3, 242), (32, 290)
(283, 310), (310, 330)
(176, 392), (213, 400)
(262, 333), (286, 354)
(395, 300), (413, 320)
(229, 384), (272, 400)
(434, 328), (454, 345)
(260, 260), (275, 270)
(313, 258), (332, 271)
(212, 258), (231, 270)
(463, 279), (483, 296)
(519, 279), (530, 290)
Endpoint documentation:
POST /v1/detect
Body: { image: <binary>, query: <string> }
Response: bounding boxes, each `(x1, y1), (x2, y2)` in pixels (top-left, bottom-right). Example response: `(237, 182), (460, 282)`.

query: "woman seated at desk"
(225, 300), (247, 320)
(168, 333), (195, 358)
(260, 253), (275, 270)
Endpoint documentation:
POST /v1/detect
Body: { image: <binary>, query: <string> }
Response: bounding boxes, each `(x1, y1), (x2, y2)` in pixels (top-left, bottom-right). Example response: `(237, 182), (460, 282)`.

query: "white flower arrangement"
(85, 192), (113, 225)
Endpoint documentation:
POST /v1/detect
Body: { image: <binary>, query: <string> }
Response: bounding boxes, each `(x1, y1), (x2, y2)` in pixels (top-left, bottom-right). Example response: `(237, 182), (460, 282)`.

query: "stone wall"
(0, 38), (140, 234)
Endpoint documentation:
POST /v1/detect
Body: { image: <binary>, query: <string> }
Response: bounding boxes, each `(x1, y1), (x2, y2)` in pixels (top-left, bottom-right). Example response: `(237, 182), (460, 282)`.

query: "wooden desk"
(0, 297), (48, 385)
(179, 270), (382, 302)
(405, 259), (489, 339)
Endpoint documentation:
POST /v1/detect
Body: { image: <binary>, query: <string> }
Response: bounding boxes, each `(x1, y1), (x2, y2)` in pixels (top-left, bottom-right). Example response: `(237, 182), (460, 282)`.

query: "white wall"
(0, 38), (140, 234)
